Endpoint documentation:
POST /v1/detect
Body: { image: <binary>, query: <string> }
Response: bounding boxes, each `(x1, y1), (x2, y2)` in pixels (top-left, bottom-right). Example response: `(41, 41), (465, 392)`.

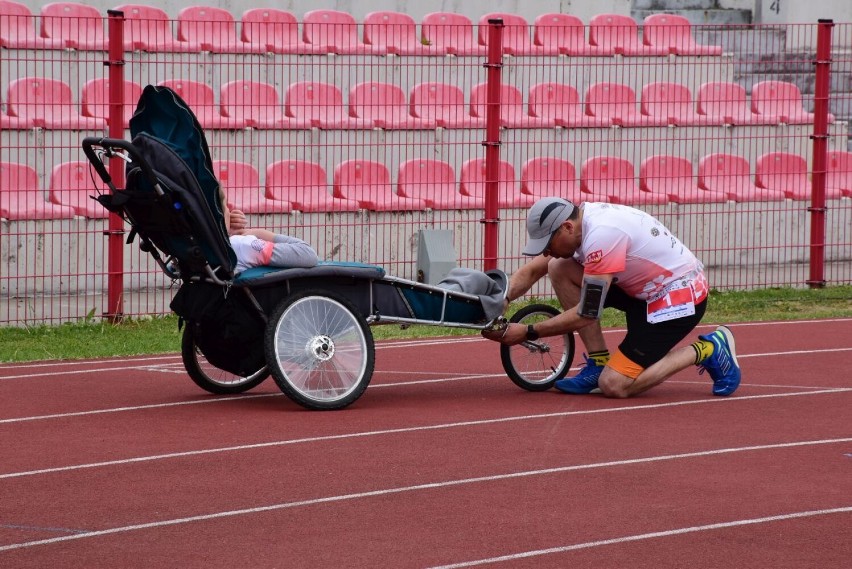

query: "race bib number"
(647, 283), (696, 324)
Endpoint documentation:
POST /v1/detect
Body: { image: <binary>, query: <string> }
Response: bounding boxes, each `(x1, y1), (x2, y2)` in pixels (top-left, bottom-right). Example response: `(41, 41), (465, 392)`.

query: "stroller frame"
(81, 86), (574, 410)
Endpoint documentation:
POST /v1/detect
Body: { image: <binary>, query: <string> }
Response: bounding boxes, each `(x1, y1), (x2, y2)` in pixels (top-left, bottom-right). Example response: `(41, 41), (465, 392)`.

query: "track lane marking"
(428, 507), (852, 568)
(1, 388), (849, 480)
(2, 315), (851, 375)
(2, 344), (852, 423)
(0, 438), (849, 553)
(2, 345), (852, 382)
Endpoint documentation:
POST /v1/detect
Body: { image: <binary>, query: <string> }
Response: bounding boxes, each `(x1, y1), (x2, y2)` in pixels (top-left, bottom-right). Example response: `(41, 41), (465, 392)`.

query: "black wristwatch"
(526, 324), (539, 341)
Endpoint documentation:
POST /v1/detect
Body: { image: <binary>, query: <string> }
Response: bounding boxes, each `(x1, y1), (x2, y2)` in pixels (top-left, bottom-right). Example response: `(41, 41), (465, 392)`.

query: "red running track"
(0, 319), (850, 568)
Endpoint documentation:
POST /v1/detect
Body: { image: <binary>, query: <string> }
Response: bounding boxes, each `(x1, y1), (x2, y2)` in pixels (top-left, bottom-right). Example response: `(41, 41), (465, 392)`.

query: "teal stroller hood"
(124, 84), (237, 276)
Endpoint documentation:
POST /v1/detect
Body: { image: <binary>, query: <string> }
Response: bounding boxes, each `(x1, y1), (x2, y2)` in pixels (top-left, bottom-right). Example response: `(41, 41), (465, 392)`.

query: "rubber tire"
(181, 325), (269, 394)
(265, 290), (374, 410)
(500, 303), (575, 391)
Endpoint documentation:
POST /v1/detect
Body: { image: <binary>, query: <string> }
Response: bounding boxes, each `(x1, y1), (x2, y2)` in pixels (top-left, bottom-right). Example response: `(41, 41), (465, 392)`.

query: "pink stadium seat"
(409, 82), (483, 129)
(397, 159), (476, 209)
(265, 160), (359, 213)
(363, 11), (432, 55)
(48, 161), (109, 218)
(642, 14), (723, 56)
(528, 82), (595, 128)
(459, 158), (534, 208)
(7, 77), (105, 130)
(214, 160), (291, 214)
(40, 2), (107, 50)
(640, 155), (727, 204)
(532, 13), (598, 56)
(696, 82), (764, 125)
(520, 157), (580, 201)
(477, 13), (539, 55)
(588, 13), (667, 56)
(581, 156), (667, 205)
(349, 82), (428, 129)
(640, 82), (704, 126)
(177, 6), (257, 53)
(421, 12), (485, 56)
(469, 82), (545, 128)
(241, 8), (319, 54)
(0, 110), (30, 129)
(826, 150), (852, 197)
(584, 82), (650, 127)
(159, 79), (245, 129)
(333, 160), (427, 211)
(302, 9), (376, 55)
(115, 4), (196, 52)
(284, 81), (367, 129)
(698, 153), (784, 202)
(751, 81), (827, 125)
(755, 152), (844, 201)
(0, 0), (63, 49)
(81, 78), (142, 129)
(0, 162), (76, 220)
(220, 80), (301, 129)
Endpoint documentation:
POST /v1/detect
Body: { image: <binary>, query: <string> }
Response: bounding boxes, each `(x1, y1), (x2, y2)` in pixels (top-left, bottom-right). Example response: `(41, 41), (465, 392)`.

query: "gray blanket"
(436, 268), (508, 320)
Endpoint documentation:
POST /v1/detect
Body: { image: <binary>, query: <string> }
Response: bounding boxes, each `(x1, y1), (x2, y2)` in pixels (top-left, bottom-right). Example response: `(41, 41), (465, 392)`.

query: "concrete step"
(633, 9), (752, 26)
(693, 27), (786, 55)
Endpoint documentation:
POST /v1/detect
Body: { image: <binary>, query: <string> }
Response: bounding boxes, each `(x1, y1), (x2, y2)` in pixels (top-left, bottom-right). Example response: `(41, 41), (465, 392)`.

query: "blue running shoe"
(555, 353), (604, 394)
(698, 325), (741, 396)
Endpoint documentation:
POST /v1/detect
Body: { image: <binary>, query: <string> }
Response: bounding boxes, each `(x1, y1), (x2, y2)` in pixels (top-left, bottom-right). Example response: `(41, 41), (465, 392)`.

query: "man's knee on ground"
(598, 351), (644, 398)
(598, 374), (633, 398)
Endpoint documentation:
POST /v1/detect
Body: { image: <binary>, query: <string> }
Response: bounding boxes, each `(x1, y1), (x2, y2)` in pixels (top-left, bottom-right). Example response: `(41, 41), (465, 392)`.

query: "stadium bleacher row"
(0, 76), (825, 130)
(1, 2), (721, 56)
(3, 151), (850, 221)
(2, 3), (847, 223)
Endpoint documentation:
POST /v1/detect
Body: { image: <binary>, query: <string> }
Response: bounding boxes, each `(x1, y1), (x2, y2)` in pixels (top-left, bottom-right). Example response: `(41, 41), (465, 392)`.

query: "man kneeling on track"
(482, 197), (741, 398)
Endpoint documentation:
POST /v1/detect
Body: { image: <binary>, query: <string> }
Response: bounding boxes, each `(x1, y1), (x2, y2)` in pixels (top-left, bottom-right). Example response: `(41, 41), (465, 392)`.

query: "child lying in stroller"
(221, 192), (318, 273)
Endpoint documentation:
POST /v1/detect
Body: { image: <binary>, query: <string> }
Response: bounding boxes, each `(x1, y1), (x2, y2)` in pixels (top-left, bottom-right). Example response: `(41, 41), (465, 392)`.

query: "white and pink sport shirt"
(574, 203), (708, 304)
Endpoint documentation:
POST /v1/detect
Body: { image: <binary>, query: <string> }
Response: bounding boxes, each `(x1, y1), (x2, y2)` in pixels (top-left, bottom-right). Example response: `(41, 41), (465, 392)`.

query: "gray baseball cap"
(522, 197), (576, 256)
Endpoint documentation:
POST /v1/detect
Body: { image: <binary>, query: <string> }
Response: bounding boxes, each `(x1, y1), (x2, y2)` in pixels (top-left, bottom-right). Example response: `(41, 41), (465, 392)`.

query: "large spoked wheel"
(181, 326), (269, 394)
(500, 303), (575, 391)
(265, 290), (374, 410)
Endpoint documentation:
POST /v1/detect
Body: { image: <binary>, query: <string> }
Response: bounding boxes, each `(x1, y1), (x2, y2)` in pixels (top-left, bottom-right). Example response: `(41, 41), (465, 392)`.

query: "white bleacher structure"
(1, 0), (851, 322)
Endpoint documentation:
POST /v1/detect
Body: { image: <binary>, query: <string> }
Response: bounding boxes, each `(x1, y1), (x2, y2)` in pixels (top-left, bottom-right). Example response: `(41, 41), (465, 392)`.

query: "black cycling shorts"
(604, 284), (707, 369)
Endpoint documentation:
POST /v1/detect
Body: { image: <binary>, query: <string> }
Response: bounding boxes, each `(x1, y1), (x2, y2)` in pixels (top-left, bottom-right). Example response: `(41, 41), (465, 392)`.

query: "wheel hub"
(306, 335), (335, 362)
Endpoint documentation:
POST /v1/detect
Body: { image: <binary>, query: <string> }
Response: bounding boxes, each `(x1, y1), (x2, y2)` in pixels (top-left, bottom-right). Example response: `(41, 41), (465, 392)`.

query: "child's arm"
(269, 235), (319, 268)
(236, 227), (277, 241)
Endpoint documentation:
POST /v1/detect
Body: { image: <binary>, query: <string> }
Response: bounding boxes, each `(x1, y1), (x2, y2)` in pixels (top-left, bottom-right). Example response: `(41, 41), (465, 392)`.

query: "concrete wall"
(755, 0), (852, 25)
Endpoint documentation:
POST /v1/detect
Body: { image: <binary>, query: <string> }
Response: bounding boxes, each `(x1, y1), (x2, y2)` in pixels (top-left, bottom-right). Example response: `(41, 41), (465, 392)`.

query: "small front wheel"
(500, 304), (574, 391)
(265, 290), (374, 410)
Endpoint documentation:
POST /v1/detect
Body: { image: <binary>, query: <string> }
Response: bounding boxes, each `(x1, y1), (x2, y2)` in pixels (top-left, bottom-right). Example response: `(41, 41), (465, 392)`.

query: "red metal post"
(481, 19), (504, 272)
(105, 10), (126, 320)
(808, 19), (833, 288)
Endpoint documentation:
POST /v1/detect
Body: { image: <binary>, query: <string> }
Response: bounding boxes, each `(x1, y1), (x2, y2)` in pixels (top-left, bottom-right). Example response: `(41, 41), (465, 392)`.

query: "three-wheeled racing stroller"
(82, 85), (575, 410)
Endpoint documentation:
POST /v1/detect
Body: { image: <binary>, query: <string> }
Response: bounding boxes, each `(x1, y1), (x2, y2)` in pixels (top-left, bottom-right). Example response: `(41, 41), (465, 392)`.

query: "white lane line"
(0, 438), (849, 553)
(0, 393), (283, 425)
(2, 341), (852, 382)
(4, 342), (852, 423)
(428, 507), (852, 569)
(2, 315), (850, 373)
(2, 389), (849, 480)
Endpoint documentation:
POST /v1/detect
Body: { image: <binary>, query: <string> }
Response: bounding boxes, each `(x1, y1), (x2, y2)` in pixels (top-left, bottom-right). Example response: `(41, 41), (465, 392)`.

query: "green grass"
(1, 286), (850, 363)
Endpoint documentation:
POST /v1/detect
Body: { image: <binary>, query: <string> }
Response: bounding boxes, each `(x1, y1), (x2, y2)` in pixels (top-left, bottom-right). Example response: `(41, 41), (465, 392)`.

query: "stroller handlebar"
(82, 137), (161, 192)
